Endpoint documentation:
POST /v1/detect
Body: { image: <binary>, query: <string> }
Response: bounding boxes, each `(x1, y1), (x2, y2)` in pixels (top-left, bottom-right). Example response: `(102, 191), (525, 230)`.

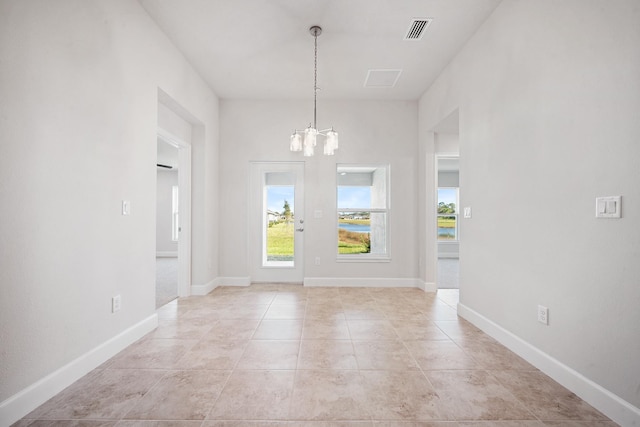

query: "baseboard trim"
(0, 314), (158, 426)
(191, 279), (217, 296)
(457, 303), (640, 427)
(155, 251), (178, 258)
(303, 277), (422, 288)
(216, 276), (251, 287)
(422, 281), (437, 292)
(191, 277), (251, 295)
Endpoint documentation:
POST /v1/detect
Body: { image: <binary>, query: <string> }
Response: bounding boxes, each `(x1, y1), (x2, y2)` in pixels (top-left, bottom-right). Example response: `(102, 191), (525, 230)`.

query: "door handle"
(296, 228), (304, 232)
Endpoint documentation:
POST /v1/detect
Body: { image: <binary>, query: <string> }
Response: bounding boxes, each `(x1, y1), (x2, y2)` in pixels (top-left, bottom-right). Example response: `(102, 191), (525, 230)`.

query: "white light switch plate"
(463, 207), (472, 219)
(595, 196), (621, 218)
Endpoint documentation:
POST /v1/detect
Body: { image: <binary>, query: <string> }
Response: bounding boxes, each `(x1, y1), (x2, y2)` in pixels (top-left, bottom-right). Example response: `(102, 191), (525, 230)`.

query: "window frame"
(336, 164), (391, 262)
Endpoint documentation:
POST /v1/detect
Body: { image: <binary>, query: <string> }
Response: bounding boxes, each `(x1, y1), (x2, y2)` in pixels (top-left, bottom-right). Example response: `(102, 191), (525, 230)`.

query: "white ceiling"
(139, 0), (502, 100)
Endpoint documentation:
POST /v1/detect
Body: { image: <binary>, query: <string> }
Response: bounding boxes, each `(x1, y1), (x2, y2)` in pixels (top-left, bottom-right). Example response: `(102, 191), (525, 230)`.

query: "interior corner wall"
(219, 100), (419, 283)
(419, 0), (640, 419)
(0, 0), (219, 421)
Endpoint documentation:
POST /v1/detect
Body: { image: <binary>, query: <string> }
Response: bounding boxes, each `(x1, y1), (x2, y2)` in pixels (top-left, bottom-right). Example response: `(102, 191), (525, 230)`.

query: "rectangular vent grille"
(364, 69), (402, 88)
(404, 18), (432, 40)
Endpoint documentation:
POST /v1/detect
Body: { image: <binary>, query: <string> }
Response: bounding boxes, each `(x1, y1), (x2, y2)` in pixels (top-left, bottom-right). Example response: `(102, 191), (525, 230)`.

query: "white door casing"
(249, 162), (305, 283)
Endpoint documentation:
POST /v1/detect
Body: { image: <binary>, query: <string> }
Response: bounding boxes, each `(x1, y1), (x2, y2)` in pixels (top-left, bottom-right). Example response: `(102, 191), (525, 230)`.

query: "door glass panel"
(264, 172), (295, 266)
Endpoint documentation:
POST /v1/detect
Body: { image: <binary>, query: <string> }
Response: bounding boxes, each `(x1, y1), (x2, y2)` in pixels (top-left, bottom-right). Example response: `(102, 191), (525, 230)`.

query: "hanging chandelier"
(290, 25), (339, 156)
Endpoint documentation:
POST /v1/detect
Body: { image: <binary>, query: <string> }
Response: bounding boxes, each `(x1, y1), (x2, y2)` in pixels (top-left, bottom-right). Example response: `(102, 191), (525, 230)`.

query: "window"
(437, 188), (458, 240)
(264, 173), (295, 266)
(171, 185), (179, 241)
(337, 165), (389, 259)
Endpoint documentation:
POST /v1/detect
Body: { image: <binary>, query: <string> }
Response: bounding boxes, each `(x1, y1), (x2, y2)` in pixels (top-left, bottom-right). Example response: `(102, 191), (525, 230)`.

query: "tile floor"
(16, 285), (617, 426)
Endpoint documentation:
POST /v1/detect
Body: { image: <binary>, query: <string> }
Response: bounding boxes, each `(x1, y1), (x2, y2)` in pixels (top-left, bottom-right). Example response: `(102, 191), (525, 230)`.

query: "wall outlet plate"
(537, 305), (548, 325)
(112, 295), (121, 313)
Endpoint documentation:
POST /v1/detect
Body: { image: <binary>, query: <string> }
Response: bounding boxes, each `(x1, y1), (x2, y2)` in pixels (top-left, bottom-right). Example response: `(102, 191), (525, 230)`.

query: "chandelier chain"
(313, 30), (318, 129)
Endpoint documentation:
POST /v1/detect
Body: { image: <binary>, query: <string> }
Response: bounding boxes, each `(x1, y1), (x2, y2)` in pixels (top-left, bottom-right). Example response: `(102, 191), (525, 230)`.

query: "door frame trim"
(249, 161), (305, 283)
(157, 127), (192, 297)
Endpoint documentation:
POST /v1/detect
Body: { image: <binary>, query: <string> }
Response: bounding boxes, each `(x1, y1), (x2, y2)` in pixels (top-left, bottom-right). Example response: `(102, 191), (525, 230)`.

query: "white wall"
(0, 0), (219, 422)
(419, 0), (640, 422)
(219, 100), (419, 285)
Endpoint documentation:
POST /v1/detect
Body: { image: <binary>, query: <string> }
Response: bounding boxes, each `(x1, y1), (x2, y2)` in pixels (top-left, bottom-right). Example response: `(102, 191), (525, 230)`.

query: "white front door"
(250, 162), (305, 283)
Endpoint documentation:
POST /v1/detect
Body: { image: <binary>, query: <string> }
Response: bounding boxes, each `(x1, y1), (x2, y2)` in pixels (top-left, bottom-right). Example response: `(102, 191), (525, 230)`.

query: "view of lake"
(438, 227), (455, 238)
(339, 223), (370, 233)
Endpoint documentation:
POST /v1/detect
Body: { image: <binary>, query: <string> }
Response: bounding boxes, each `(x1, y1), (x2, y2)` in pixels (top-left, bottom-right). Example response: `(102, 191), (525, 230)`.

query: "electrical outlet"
(537, 305), (548, 325)
(122, 200), (130, 216)
(315, 257), (321, 266)
(112, 295), (121, 313)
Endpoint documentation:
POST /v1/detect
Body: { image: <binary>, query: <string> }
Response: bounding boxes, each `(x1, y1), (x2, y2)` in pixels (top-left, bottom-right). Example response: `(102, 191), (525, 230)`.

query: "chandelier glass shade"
(289, 26), (338, 156)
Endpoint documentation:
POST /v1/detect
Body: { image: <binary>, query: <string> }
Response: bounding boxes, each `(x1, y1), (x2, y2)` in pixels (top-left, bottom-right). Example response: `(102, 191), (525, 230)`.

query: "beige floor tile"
(116, 421), (203, 426)
(380, 306), (428, 321)
(347, 319), (398, 340)
(236, 340), (300, 369)
(342, 305), (386, 320)
(305, 303), (345, 320)
(426, 370), (535, 421)
(289, 370), (370, 420)
(432, 320), (486, 341)
(371, 422), (457, 427)
(491, 371), (608, 421)
(211, 304), (269, 319)
(253, 319), (304, 339)
(271, 292), (308, 304)
(109, 338), (197, 369)
(201, 319), (260, 341)
(540, 422), (619, 426)
(179, 305), (227, 321)
(156, 301), (190, 320)
(264, 303), (307, 319)
(457, 422), (544, 426)
(457, 339), (535, 371)
(353, 340), (420, 371)
(202, 422), (295, 427)
(302, 318), (351, 339)
(27, 369), (165, 420)
(389, 320), (451, 341)
(18, 287), (616, 426)
(361, 370), (446, 421)
(18, 421), (119, 426)
(404, 341), (479, 371)
(423, 305), (459, 321)
(207, 370), (295, 420)
(152, 317), (214, 340)
(124, 370), (230, 420)
(298, 340), (358, 370)
(176, 339), (247, 370)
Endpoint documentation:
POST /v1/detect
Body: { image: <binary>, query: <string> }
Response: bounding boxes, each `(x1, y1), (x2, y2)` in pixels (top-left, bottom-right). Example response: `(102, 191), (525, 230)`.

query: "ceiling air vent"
(404, 18), (432, 41)
(364, 69), (402, 88)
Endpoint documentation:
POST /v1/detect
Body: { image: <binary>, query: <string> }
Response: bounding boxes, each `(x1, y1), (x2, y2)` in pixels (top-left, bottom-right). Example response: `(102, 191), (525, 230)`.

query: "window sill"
(336, 256), (391, 263)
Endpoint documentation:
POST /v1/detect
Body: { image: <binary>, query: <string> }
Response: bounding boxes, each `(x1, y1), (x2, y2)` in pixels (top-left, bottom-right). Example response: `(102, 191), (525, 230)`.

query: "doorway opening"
(156, 139), (180, 307)
(155, 105), (193, 308)
(436, 156), (459, 289)
(432, 108), (460, 290)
